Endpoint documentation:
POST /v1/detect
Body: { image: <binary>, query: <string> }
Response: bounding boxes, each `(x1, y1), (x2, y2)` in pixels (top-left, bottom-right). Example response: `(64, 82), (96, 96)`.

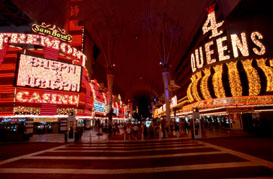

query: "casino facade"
(155, 1), (273, 132)
(0, 24), (127, 140)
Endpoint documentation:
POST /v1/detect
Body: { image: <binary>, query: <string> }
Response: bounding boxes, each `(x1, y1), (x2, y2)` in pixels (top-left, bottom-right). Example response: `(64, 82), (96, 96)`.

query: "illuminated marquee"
(0, 33), (86, 66)
(16, 54), (82, 92)
(15, 90), (79, 106)
(94, 101), (105, 113)
(190, 4), (266, 72)
(114, 108), (119, 116)
(32, 22), (72, 43)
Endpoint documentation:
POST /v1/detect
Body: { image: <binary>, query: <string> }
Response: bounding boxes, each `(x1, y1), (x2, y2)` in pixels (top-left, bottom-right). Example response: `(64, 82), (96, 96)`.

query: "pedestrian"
(127, 125), (131, 140)
(133, 125), (138, 140)
(175, 122), (179, 138)
(170, 122), (174, 136)
(108, 123), (112, 136)
(161, 120), (165, 138)
(185, 120), (189, 134)
(123, 124), (127, 134)
(149, 125), (154, 139)
(144, 124), (148, 138)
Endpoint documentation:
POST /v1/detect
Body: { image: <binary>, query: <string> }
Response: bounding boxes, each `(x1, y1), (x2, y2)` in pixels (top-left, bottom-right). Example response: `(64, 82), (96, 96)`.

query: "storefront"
(156, 1), (273, 134)
(88, 79), (107, 129)
(0, 23), (92, 139)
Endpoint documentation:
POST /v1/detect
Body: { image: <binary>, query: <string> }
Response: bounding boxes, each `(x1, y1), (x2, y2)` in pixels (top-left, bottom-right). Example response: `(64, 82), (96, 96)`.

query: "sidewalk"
(28, 127), (251, 143)
(197, 127), (251, 139)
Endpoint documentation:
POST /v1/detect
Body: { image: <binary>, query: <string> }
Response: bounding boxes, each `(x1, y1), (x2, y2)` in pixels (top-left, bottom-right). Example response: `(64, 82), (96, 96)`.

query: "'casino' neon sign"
(190, 4), (266, 72)
(15, 90), (79, 106)
(0, 33), (86, 66)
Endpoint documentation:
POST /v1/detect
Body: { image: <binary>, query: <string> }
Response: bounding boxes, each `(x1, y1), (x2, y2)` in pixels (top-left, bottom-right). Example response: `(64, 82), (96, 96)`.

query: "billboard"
(16, 54), (82, 92)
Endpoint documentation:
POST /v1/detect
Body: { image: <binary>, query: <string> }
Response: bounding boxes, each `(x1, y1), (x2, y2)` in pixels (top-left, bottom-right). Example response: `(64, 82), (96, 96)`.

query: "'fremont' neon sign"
(0, 33), (86, 66)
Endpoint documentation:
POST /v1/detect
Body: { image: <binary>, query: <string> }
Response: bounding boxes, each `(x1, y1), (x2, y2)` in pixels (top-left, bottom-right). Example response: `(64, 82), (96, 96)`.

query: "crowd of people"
(102, 118), (195, 140)
(94, 116), (233, 140)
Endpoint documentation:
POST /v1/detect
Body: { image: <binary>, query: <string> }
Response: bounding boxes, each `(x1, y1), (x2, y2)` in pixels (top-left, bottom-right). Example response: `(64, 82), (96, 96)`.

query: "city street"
(0, 136), (272, 179)
(1, 0), (273, 178)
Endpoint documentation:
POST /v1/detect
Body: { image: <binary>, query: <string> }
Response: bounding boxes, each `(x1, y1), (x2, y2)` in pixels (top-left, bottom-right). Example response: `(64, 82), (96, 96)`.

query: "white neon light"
(0, 115), (68, 118)
(0, 33), (86, 66)
(17, 54), (82, 92)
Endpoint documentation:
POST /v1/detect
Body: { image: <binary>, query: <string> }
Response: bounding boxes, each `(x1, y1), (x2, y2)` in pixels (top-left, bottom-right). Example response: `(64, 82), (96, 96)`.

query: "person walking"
(144, 124), (148, 138)
(108, 123), (112, 136)
(170, 122), (174, 136)
(133, 125), (139, 140)
(175, 122), (179, 138)
(127, 125), (131, 140)
(161, 120), (165, 138)
(149, 125), (154, 139)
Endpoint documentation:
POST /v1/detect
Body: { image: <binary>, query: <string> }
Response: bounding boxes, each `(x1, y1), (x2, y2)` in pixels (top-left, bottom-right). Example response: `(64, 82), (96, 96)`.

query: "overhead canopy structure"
(11, 0), (240, 103)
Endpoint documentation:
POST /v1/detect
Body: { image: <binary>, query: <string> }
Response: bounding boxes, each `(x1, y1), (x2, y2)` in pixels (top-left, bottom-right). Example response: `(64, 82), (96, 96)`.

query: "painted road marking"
(226, 177), (273, 179)
(51, 146), (209, 153)
(83, 137), (191, 143)
(199, 141), (273, 170)
(0, 140), (272, 176)
(63, 143), (203, 149)
(68, 140), (198, 147)
(0, 144), (68, 166)
(0, 162), (258, 174)
(25, 151), (225, 160)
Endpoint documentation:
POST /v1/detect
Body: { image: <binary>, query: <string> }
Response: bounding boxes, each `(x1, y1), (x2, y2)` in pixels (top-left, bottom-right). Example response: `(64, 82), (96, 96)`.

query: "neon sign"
(114, 108), (119, 116)
(32, 22), (72, 42)
(190, 4), (266, 72)
(15, 90), (79, 106)
(16, 54), (82, 92)
(94, 101), (105, 113)
(0, 33), (86, 66)
(1, 118), (26, 123)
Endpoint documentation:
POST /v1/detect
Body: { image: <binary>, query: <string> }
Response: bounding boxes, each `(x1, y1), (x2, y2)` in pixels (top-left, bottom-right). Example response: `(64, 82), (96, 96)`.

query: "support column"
(106, 69), (114, 123)
(162, 69), (170, 123)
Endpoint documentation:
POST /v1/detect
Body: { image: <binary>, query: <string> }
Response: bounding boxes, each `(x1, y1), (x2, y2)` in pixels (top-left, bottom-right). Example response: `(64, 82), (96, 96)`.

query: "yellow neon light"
(192, 71), (202, 101)
(212, 64), (225, 98)
(256, 58), (273, 92)
(226, 61), (242, 97)
(200, 67), (212, 99)
(242, 59), (261, 96)
(187, 82), (194, 102)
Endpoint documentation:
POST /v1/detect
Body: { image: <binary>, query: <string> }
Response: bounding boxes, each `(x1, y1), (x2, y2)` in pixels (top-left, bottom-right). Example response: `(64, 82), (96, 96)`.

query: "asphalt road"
(0, 137), (272, 179)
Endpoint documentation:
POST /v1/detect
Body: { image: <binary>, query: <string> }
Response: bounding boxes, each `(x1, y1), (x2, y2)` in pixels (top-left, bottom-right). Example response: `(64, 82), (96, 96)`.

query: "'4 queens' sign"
(190, 3), (266, 73)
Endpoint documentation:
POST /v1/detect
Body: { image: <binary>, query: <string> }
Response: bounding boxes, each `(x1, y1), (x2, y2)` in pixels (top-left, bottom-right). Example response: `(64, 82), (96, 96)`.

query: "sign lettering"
(15, 90), (79, 106)
(190, 4), (266, 72)
(0, 33), (86, 66)
(32, 22), (72, 42)
(16, 54), (82, 92)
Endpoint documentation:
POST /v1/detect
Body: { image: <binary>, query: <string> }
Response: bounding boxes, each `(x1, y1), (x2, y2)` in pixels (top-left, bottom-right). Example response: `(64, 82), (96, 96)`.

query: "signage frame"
(15, 53), (82, 93)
